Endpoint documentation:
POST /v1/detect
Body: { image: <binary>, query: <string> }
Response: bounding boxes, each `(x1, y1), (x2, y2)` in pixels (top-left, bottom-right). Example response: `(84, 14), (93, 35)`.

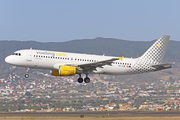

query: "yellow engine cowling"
(51, 65), (76, 76)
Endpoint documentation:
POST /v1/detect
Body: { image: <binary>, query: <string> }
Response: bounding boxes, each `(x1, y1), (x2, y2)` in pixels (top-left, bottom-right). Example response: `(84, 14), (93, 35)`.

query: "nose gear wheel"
(25, 68), (30, 78)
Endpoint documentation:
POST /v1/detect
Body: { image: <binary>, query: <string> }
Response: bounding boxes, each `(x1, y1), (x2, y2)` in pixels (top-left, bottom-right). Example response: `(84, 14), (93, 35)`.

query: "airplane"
(5, 35), (174, 83)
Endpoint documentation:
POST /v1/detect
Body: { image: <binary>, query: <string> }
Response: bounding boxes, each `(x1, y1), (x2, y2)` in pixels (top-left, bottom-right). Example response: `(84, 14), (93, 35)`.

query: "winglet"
(119, 56), (124, 61)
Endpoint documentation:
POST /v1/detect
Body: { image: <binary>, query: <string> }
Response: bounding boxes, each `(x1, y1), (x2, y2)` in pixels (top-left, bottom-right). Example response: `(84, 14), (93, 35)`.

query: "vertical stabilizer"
(139, 35), (170, 64)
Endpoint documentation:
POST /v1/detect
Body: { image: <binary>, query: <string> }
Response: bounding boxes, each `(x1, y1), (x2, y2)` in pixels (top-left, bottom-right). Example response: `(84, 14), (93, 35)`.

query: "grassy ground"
(1, 117), (180, 120)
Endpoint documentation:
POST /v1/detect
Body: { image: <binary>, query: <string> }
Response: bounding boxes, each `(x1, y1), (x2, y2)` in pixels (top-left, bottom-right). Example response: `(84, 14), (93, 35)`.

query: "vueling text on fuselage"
(36, 51), (67, 57)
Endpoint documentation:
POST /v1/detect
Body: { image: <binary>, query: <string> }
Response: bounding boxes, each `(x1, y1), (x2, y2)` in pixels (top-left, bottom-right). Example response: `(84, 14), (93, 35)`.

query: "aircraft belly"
(20, 59), (54, 70)
(103, 66), (129, 75)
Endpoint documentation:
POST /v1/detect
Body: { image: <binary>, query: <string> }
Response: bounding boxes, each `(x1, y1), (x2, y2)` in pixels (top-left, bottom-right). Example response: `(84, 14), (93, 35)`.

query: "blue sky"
(0, 0), (179, 42)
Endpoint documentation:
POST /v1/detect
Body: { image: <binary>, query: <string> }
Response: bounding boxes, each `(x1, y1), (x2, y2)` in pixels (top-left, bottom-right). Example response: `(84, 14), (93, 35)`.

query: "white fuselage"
(5, 49), (138, 75)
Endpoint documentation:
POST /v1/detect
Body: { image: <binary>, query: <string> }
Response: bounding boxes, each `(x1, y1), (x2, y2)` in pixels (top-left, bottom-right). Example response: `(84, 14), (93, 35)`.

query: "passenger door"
(26, 49), (32, 61)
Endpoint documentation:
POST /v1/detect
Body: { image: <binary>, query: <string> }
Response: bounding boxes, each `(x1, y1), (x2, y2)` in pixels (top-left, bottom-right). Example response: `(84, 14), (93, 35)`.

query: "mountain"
(0, 37), (180, 79)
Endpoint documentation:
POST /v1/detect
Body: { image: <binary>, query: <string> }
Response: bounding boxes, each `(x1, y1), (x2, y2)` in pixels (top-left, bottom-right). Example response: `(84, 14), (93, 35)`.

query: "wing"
(77, 56), (124, 71)
(150, 62), (175, 70)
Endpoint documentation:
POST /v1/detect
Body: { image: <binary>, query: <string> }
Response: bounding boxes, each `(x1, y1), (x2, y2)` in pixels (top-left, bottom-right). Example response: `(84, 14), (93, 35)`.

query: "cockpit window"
(13, 53), (21, 56)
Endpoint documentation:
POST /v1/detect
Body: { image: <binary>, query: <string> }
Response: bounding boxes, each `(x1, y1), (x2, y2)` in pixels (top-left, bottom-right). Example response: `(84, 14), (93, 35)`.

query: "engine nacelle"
(51, 65), (77, 76)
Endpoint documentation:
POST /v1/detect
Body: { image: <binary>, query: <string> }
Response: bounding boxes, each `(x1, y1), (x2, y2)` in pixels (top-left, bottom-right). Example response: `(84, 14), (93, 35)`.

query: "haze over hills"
(0, 37), (180, 80)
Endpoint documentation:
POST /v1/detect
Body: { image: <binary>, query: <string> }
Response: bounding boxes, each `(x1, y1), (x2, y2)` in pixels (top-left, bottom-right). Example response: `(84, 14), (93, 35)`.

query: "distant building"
(167, 90), (174, 94)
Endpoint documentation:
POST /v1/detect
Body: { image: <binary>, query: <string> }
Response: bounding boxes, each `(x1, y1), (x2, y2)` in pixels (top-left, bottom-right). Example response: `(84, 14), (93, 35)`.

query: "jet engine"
(51, 65), (77, 76)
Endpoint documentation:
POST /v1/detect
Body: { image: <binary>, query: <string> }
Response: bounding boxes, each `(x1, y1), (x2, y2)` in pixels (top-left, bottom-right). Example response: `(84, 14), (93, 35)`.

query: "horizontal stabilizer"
(150, 62), (175, 70)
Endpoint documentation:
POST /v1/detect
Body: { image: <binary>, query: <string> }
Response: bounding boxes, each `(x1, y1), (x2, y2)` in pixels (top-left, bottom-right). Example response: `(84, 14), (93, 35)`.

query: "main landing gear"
(84, 77), (90, 83)
(77, 77), (83, 83)
(25, 68), (30, 78)
(77, 74), (90, 83)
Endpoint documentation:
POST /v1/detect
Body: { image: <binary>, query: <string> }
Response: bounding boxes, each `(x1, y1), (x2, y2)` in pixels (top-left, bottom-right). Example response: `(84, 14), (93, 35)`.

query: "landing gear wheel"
(84, 77), (90, 83)
(77, 77), (83, 83)
(25, 74), (29, 78)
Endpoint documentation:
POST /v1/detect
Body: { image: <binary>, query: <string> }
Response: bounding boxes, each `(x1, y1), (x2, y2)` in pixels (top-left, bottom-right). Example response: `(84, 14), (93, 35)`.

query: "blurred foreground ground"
(1, 117), (180, 120)
(1, 111), (180, 120)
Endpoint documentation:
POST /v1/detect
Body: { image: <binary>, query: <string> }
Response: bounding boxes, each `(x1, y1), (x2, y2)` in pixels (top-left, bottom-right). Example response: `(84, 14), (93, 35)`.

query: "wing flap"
(77, 57), (123, 71)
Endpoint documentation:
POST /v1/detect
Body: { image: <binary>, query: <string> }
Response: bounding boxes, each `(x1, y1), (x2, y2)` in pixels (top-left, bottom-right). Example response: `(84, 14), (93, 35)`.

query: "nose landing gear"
(25, 74), (29, 78)
(25, 68), (30, 78)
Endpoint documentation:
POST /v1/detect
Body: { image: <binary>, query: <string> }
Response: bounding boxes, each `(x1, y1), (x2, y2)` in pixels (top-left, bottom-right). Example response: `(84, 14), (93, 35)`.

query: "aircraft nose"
(5, 56), (11, 64)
